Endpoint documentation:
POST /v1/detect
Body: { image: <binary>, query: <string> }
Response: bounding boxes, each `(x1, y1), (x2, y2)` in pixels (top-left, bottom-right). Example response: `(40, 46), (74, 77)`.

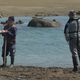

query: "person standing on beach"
(1, 16), (17, 68)
(64, 10), (80, 72)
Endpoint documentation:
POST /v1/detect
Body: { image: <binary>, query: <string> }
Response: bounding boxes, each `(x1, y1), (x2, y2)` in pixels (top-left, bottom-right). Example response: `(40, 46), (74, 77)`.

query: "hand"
(64, 34), (69, 42)
(0, 30), (8, 33)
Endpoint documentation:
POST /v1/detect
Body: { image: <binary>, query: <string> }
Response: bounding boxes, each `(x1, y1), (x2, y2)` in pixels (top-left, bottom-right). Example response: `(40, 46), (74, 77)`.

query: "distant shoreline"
(0, 6), (67, 17)
(0, 0), (80, 17)
(0, 6), (80, 17)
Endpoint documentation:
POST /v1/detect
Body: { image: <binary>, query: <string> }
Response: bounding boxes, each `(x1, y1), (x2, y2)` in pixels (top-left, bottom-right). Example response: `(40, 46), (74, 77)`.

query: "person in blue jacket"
(1, 16), (17, 68)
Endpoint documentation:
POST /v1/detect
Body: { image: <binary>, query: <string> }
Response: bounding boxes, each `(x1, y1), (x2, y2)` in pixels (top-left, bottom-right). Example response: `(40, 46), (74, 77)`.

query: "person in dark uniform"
(64, 10), (80, 72)
(1, 16), (17, 68)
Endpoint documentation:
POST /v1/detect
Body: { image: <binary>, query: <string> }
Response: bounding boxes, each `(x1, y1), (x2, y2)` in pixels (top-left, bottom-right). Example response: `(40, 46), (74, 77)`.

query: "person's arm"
(0, 30), (8, 34)
(1, 26), (17, 38)
(7, 27), (17, 37)
(64, 23), (69, 42)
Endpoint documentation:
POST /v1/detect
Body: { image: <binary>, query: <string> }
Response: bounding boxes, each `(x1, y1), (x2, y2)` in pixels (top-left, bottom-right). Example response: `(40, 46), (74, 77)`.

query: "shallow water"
(0, 16), (74, 68)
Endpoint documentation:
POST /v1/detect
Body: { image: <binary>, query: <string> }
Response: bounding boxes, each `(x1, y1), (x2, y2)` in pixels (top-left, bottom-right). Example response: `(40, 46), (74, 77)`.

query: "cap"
(8, 16), (14, 21)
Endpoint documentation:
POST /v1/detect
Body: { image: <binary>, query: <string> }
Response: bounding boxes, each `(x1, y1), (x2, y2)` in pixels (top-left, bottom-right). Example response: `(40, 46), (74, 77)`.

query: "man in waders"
(64, 10), (80, 72)
(1, 16), (17, 68)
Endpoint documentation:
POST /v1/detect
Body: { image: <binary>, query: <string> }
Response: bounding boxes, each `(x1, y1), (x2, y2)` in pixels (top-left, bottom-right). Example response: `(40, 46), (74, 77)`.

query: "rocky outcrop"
(28, 17), (60, 27)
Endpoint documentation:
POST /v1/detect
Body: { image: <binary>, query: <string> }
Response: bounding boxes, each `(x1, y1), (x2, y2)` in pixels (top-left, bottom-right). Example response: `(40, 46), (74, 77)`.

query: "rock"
(16, 20), (23, 24)
(28, 17), (60, 27)
(0, 15), (2, 18)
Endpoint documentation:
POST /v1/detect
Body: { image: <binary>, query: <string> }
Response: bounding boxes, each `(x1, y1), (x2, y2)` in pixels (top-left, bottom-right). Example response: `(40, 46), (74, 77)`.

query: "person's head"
(7, 16), (15, 26)
(68, 10), (77, 19)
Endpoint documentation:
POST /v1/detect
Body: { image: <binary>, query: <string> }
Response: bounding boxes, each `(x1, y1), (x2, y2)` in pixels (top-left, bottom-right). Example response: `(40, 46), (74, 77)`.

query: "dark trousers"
(69, 38), (80, 67)
(2, 43), (16, 65)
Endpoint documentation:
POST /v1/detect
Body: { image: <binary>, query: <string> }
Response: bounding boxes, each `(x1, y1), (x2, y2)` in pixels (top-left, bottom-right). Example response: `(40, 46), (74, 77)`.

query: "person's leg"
(72, 56), (78, 71)
(77, 39), (80, 61)
(2, 56), (7, 67)
(69, 39), (78, 71)
(1, 44), (9, 67)
(9, 44), (16, 66)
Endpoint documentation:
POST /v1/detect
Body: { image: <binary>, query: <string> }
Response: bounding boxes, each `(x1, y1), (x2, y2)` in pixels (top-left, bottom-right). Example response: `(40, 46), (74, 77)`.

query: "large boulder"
(28, 17), (60, 27)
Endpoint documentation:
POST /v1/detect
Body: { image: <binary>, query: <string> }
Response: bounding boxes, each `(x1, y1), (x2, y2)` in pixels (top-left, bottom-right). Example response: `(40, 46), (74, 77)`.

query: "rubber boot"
(78, 52), (80, 61)
(72, 56), (78, 72)
(78, 55), (80, 61)
(77, 42), (80, 61)
(1, 57), (7, 67)
(10, 56), (14, 68)
(11, 56), (14, 65)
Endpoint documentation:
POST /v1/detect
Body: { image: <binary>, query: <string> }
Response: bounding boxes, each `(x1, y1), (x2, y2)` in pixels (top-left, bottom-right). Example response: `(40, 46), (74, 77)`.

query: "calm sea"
(0, 16), (74, 68)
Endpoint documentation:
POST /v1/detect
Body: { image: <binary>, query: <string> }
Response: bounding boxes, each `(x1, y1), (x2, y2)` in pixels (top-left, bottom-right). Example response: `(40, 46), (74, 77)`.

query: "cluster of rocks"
(0, 16), (60, 28)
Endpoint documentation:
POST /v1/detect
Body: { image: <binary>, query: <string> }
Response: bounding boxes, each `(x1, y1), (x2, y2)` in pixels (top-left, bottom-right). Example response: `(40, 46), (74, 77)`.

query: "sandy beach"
(0, 0), (80, 17)
(0, 66), (80, 80)
(0, 0), (80, 80)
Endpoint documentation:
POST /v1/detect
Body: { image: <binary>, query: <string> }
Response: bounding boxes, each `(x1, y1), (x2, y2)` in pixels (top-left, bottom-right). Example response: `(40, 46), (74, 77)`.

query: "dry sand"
(0, 0), (80, 17)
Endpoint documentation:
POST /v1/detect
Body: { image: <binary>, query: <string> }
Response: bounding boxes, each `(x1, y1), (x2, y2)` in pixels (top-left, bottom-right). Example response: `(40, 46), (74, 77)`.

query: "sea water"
(0, 16), (74, 68)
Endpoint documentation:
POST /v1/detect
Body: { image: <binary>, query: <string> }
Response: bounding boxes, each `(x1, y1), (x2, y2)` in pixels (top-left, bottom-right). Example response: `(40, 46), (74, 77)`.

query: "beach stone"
(16, 20), (23, 24)
(28, 17), (60, 27)
(0, 15), (2, 18)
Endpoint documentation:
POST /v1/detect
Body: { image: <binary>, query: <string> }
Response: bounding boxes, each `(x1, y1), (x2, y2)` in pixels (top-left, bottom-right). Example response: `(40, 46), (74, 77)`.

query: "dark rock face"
(28, 18), (60, 27)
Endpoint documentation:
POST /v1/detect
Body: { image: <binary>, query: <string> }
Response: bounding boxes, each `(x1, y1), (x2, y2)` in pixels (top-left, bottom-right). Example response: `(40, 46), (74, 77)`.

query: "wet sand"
(0, 66), (80, 80)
